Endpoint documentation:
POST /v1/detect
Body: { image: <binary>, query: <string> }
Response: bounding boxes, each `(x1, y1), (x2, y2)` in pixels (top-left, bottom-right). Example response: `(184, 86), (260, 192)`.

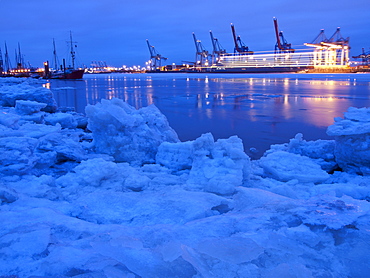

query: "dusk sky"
(1, 0), (369, 68)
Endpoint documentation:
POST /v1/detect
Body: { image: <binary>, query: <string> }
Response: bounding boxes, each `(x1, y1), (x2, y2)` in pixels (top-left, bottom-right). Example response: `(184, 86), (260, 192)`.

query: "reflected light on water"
(197, 94), (202, 108)
(300, 95), (339, 127)
(147, 92), (154, 106)
(205, 108), (212, 119)
(48, 73), (370, 158)
(284, 78), (289, 87)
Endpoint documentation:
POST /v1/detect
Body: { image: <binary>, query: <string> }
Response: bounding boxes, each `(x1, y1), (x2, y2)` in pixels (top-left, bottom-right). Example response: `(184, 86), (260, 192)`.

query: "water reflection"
(48, 73), (370, 158)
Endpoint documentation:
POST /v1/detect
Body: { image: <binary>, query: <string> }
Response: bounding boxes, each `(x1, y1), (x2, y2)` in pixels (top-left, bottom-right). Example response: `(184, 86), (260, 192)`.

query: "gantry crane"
(15, 43), (25, 70)
(146, 39), (167, 70)
(328, 27), (349, 46)
(192, 33), (210, 67)
(305, 27), (350, 66)
(310, 29), (328, 45)
(273, 17), (294, 54)
(209, 30), (226, 64)
(230, 24), (253, 55)
(325, 27), (350, 66)
(352, 48), (370, 65)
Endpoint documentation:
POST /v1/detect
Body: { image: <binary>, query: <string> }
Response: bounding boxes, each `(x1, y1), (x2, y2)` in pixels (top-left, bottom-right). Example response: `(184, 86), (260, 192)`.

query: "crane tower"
(273, 18), (294, 54)
(305, 28), (350, 67)
(230, 24), (253, 55)
(146, 39), (167, 70)
(352, 48), (370, 65)
(192, 33), (210, 67)
(209, 30), (226, 64)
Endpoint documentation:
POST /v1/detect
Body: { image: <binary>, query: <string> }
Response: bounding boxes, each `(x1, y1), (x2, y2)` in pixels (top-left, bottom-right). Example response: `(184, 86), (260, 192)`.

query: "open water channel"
(45, 72), (370, 158)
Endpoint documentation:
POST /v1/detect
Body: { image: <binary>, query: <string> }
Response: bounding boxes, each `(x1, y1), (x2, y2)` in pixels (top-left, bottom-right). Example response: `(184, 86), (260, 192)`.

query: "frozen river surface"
(47, 72), (370, 158)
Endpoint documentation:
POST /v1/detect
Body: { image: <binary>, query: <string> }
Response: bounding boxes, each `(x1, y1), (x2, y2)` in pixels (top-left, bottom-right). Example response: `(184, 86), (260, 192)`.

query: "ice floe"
(0, 78), (370, 277)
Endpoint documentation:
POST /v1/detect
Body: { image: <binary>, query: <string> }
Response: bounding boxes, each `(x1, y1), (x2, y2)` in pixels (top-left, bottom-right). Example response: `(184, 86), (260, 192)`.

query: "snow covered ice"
(1, 78), (370, 277)
(327, 107), (370, 175)
(85, 98), (179, 166)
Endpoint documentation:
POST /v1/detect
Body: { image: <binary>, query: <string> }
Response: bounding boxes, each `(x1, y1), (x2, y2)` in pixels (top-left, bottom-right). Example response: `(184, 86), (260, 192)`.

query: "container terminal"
(145, 18), (369, 74)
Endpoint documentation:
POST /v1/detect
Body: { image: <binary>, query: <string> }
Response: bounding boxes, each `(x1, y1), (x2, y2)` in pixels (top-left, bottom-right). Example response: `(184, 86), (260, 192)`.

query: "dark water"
(45, 73), (370, 158)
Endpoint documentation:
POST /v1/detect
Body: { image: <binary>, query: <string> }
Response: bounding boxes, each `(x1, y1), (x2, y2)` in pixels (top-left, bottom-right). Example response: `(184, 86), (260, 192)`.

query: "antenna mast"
(69, 31), (76, 69)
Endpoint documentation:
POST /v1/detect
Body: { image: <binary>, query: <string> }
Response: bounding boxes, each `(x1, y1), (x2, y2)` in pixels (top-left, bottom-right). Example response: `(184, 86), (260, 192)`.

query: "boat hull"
(47, 69), (84, 79)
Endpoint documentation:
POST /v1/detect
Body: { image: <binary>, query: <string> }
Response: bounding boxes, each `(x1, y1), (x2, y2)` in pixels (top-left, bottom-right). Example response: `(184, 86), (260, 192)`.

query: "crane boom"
(231, 24), (239, 52)
(210, 31), (216, 52)
(328, 27), (349, 45)
(146, 39), (155, 57)
(146, 39), (167, 70)
(273, 17), (294, 53)
(192, 33), (210, 67)
(209, 30), (226, 64)
(311, 29), (328, 44)
(230, 24), (252, 54)
(273, 18), (282, 50)
(192, 33), (200, 53)
(193, 33), (209, 56)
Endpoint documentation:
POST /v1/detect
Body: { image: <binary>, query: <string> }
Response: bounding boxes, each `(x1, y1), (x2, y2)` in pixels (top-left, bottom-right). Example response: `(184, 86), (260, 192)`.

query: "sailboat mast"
(17, 42), (23, 69)
(15, 49), (18, 68)
(4, 42), (11, 73)
(53, 38), (58, 70)
(0, 48), (3, 74)
(69, 31), (75, 69)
